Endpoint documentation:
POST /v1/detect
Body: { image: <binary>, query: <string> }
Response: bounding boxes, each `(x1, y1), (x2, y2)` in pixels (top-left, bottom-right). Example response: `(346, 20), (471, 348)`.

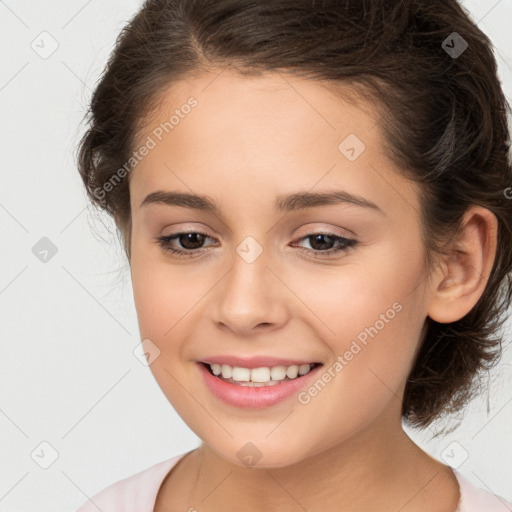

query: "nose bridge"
(212, 234), (288, 333)
(224, 235), (273, 307)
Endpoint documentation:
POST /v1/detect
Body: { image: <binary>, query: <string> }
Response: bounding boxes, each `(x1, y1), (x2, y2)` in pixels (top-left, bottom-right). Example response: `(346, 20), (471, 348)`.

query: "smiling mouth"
(200, 361), (323, 386)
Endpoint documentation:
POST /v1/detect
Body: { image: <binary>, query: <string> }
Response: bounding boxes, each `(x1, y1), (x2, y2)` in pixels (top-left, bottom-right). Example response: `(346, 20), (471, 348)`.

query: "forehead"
(135, 69), (380, 149)
(129, 69), (421, 221)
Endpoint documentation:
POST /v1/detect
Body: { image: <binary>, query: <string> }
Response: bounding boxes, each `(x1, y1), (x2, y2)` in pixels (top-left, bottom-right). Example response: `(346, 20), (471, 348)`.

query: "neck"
(177, 412), (460, 512)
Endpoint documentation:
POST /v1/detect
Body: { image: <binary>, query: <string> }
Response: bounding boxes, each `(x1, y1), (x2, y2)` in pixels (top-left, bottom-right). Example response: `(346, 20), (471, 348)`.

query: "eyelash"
(156, 231), (358, 259)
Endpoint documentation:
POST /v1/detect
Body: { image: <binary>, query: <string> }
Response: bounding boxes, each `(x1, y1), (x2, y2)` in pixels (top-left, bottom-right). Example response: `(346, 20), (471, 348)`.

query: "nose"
(211, 250), (290, 337)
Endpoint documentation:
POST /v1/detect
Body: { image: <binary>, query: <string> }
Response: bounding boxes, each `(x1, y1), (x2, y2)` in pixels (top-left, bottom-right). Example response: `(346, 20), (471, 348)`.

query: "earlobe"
(427, 206), (498, 324)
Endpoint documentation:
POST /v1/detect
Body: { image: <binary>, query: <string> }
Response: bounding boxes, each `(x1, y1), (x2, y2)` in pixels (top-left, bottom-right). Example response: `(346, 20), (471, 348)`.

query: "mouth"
(199, 361), (323, 386)
(197, 360), (324, 408)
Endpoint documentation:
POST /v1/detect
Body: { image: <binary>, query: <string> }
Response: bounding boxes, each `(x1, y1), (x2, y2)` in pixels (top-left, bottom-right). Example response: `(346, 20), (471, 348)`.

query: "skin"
(123, 68), (498, 512)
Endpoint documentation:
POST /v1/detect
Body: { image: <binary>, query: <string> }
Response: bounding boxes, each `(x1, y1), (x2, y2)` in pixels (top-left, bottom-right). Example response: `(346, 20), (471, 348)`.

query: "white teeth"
(211, 363), (222, 376)
(221, 364), (232, 379)
(286, 365), (299, 379)
(270, 365), (287, 381)
(208, 362), (316, 383)
(232, 367), (251, 381)
(249, 367), (271, 383)
(298, 364), (311, 376)
(237, 380), (280, 387)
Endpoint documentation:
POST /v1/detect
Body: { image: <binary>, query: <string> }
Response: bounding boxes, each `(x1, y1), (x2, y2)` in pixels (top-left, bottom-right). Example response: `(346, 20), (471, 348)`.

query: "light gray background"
(0, 1), (511, 511)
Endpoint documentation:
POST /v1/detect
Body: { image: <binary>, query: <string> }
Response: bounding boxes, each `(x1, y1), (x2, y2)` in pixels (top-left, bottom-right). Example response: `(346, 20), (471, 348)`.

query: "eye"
(291, 232), (358, 257)
(156, 231), (215, 258)
(156, 231), (358, 258)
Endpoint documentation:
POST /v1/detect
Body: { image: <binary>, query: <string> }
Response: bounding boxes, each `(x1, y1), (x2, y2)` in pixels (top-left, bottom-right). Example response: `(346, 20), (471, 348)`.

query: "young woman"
(75, 0), (512, 510)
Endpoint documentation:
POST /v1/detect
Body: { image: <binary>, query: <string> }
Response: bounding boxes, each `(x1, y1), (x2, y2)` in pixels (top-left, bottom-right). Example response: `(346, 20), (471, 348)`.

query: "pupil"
(311, 234), (334, 250)
(181, 233), (204, 249)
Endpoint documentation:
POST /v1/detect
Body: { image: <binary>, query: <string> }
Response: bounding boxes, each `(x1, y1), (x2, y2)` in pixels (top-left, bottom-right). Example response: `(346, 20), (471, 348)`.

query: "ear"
(426, 205), (498, 324)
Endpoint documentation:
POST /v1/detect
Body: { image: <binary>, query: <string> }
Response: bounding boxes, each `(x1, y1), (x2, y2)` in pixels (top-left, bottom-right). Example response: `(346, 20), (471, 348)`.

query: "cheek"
(130, 257), (202, 403)
(302, 240), (426, 389)
(130, 241), (206, 339)
(293, 244), (424, 344)
(294, 293), (424, 449)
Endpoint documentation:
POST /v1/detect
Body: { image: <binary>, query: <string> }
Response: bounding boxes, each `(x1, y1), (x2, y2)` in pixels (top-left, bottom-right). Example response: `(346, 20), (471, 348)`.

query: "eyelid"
(293, 223), (356, 239)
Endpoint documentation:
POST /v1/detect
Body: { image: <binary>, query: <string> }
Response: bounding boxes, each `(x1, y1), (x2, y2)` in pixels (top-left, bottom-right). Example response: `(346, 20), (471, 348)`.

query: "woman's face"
(128, 69), (433, 467)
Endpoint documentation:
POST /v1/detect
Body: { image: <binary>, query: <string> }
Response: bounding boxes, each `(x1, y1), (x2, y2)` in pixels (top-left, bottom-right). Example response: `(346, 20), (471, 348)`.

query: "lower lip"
(197, 362), (323, 408)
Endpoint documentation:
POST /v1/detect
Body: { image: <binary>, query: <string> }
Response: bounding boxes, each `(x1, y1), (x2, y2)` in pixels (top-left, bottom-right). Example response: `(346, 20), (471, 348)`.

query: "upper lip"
(198, 356), (322, 369)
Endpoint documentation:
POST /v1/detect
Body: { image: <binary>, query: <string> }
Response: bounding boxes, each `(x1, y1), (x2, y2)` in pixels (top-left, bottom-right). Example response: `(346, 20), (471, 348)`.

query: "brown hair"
(76, 0), (512, 429)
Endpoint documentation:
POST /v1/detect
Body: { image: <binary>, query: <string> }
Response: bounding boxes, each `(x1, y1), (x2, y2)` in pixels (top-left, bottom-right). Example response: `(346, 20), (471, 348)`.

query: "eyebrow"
(140, 189), (385, 216)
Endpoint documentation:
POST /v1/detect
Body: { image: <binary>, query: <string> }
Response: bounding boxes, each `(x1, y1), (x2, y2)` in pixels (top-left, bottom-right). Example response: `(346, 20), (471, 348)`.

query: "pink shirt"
(75, 451), (511, 511)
